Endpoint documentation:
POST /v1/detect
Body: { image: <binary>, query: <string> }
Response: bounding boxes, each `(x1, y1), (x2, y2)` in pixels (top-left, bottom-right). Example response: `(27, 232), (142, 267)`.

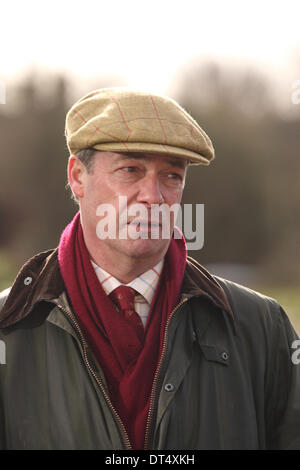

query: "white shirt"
(91, 259), (164, 327)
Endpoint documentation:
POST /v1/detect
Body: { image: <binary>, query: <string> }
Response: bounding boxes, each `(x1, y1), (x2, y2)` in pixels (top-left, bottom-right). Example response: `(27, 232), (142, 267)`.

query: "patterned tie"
(110, 286), (144, 341)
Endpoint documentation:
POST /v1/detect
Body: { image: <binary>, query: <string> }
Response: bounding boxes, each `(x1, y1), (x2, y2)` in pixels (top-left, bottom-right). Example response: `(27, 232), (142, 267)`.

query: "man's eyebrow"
(115, 153), (187, 169)
(165, 158), (187, 169)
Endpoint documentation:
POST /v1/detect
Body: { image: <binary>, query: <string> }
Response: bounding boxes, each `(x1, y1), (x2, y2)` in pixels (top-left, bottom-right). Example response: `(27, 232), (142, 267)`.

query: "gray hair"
(75, 147), (97, 173)
(67, 147), (97, 204)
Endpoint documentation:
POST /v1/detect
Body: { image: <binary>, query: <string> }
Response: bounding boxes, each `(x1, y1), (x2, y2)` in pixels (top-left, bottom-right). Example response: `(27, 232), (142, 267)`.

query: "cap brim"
(90, 142), (212, 166)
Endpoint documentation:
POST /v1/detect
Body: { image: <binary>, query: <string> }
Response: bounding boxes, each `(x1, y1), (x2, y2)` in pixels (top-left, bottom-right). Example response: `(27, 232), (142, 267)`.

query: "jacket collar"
(183, 256), (234, 322)
(0, 248), (234, 329)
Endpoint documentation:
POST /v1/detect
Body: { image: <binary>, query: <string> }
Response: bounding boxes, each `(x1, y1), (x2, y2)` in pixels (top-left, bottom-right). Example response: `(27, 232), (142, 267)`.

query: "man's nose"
(136, 174), (164, 206)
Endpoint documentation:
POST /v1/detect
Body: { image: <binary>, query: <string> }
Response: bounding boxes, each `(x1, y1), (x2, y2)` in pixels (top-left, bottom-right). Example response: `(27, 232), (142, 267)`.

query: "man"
(0, 88), (299, 450)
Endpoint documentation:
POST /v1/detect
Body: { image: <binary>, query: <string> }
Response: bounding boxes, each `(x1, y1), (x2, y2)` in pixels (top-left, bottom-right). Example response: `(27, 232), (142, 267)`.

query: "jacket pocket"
(198, 344), (230, 366)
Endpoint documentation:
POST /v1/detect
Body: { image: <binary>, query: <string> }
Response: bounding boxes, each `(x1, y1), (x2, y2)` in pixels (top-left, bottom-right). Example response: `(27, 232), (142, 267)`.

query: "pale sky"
(1, 0), (300, 97)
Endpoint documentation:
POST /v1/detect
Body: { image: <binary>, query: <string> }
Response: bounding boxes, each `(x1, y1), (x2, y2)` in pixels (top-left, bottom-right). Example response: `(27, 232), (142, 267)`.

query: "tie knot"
(110, 285), (136, 312)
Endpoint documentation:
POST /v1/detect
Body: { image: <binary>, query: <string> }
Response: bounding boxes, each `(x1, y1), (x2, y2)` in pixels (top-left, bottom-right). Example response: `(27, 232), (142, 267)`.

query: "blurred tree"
(176, 61), (300, 284)
(0, 66), (299, 286)
(0, 74), (76, 269)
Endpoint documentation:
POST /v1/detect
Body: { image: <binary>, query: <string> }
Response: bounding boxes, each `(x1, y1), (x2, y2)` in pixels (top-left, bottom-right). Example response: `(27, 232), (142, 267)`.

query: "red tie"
(110, 286), (144, 341)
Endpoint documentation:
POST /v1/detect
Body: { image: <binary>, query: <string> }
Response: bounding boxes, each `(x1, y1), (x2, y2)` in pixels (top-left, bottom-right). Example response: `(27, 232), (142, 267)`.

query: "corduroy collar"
(0, 248), (234, 329)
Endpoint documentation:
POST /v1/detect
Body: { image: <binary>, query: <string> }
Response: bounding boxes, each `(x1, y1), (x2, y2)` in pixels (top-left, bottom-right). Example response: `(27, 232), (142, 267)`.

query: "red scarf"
(58, 211), (187, 449)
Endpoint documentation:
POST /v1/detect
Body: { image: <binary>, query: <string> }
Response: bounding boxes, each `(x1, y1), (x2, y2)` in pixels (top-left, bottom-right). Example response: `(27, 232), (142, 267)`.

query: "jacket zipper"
(143, 297), (188, 450)
(55, 302), (132, 450)
(56, 297), (188, 451)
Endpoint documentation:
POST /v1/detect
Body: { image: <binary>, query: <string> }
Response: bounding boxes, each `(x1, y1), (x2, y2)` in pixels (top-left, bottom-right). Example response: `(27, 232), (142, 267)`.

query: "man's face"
(69, 151), (187, 264)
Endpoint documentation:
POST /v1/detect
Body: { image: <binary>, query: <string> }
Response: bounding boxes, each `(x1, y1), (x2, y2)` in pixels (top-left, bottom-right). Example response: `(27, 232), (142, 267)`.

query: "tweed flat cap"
(65, 87), (215, 165)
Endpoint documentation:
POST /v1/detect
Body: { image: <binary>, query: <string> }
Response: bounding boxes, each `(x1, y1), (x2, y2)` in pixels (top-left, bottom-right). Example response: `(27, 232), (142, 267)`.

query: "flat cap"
(65, 87), (215, 165)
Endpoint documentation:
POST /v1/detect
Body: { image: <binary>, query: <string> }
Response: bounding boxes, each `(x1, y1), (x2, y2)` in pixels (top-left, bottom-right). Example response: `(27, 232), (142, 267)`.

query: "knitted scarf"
(58, 211), (187, 449)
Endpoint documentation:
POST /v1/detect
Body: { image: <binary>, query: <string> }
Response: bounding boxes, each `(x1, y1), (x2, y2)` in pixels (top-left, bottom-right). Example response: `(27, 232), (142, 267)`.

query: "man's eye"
(167, 173), (182, 180)
(121, 166), (137, 172)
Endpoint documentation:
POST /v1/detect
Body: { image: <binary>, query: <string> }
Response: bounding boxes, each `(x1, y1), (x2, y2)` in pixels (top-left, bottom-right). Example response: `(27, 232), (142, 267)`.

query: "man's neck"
(84, 237), (166, 284)
(81, 219), (169, 283)
(89, 253), (164, 284)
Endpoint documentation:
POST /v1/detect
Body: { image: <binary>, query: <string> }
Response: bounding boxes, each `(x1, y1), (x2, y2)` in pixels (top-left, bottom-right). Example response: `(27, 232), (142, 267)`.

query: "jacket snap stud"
(24, 276), (33, 286)
(164, 383), (175, 392)
(221, 351), (229, 361)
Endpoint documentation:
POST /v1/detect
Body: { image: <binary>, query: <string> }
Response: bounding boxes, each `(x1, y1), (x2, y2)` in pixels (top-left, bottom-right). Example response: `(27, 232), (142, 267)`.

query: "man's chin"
(116, 237), (171, 259)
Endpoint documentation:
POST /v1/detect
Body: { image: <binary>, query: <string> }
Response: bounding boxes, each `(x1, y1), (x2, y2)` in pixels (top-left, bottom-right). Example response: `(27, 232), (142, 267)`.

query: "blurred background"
(0, 0), (299, 331)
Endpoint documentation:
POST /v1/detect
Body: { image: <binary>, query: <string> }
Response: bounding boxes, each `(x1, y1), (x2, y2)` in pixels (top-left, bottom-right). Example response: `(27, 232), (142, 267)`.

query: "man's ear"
(68, 155), (87, 199)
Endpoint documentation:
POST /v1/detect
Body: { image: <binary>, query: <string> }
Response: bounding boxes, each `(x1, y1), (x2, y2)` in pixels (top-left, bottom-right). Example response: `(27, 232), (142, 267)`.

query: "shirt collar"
(91, 259), (164, 305)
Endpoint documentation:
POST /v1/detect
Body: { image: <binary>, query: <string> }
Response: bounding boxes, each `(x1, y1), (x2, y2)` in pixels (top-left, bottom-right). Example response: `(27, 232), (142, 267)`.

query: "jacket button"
(24, 276), (33, 286)
(221, 351), (229, 361)
(164, 383), (175, 392)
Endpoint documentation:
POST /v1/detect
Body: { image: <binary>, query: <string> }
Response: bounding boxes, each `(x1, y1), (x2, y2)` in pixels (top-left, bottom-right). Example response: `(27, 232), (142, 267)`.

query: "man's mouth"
(127, 220), (161, 230)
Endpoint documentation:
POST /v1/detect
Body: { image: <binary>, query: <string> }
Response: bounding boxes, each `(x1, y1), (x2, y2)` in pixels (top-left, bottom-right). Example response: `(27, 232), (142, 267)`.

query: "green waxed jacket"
(0, 249), (300, 450)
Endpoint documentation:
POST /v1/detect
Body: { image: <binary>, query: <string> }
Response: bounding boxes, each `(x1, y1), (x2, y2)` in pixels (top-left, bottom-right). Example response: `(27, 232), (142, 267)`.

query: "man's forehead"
(111, 152), (188, 169)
